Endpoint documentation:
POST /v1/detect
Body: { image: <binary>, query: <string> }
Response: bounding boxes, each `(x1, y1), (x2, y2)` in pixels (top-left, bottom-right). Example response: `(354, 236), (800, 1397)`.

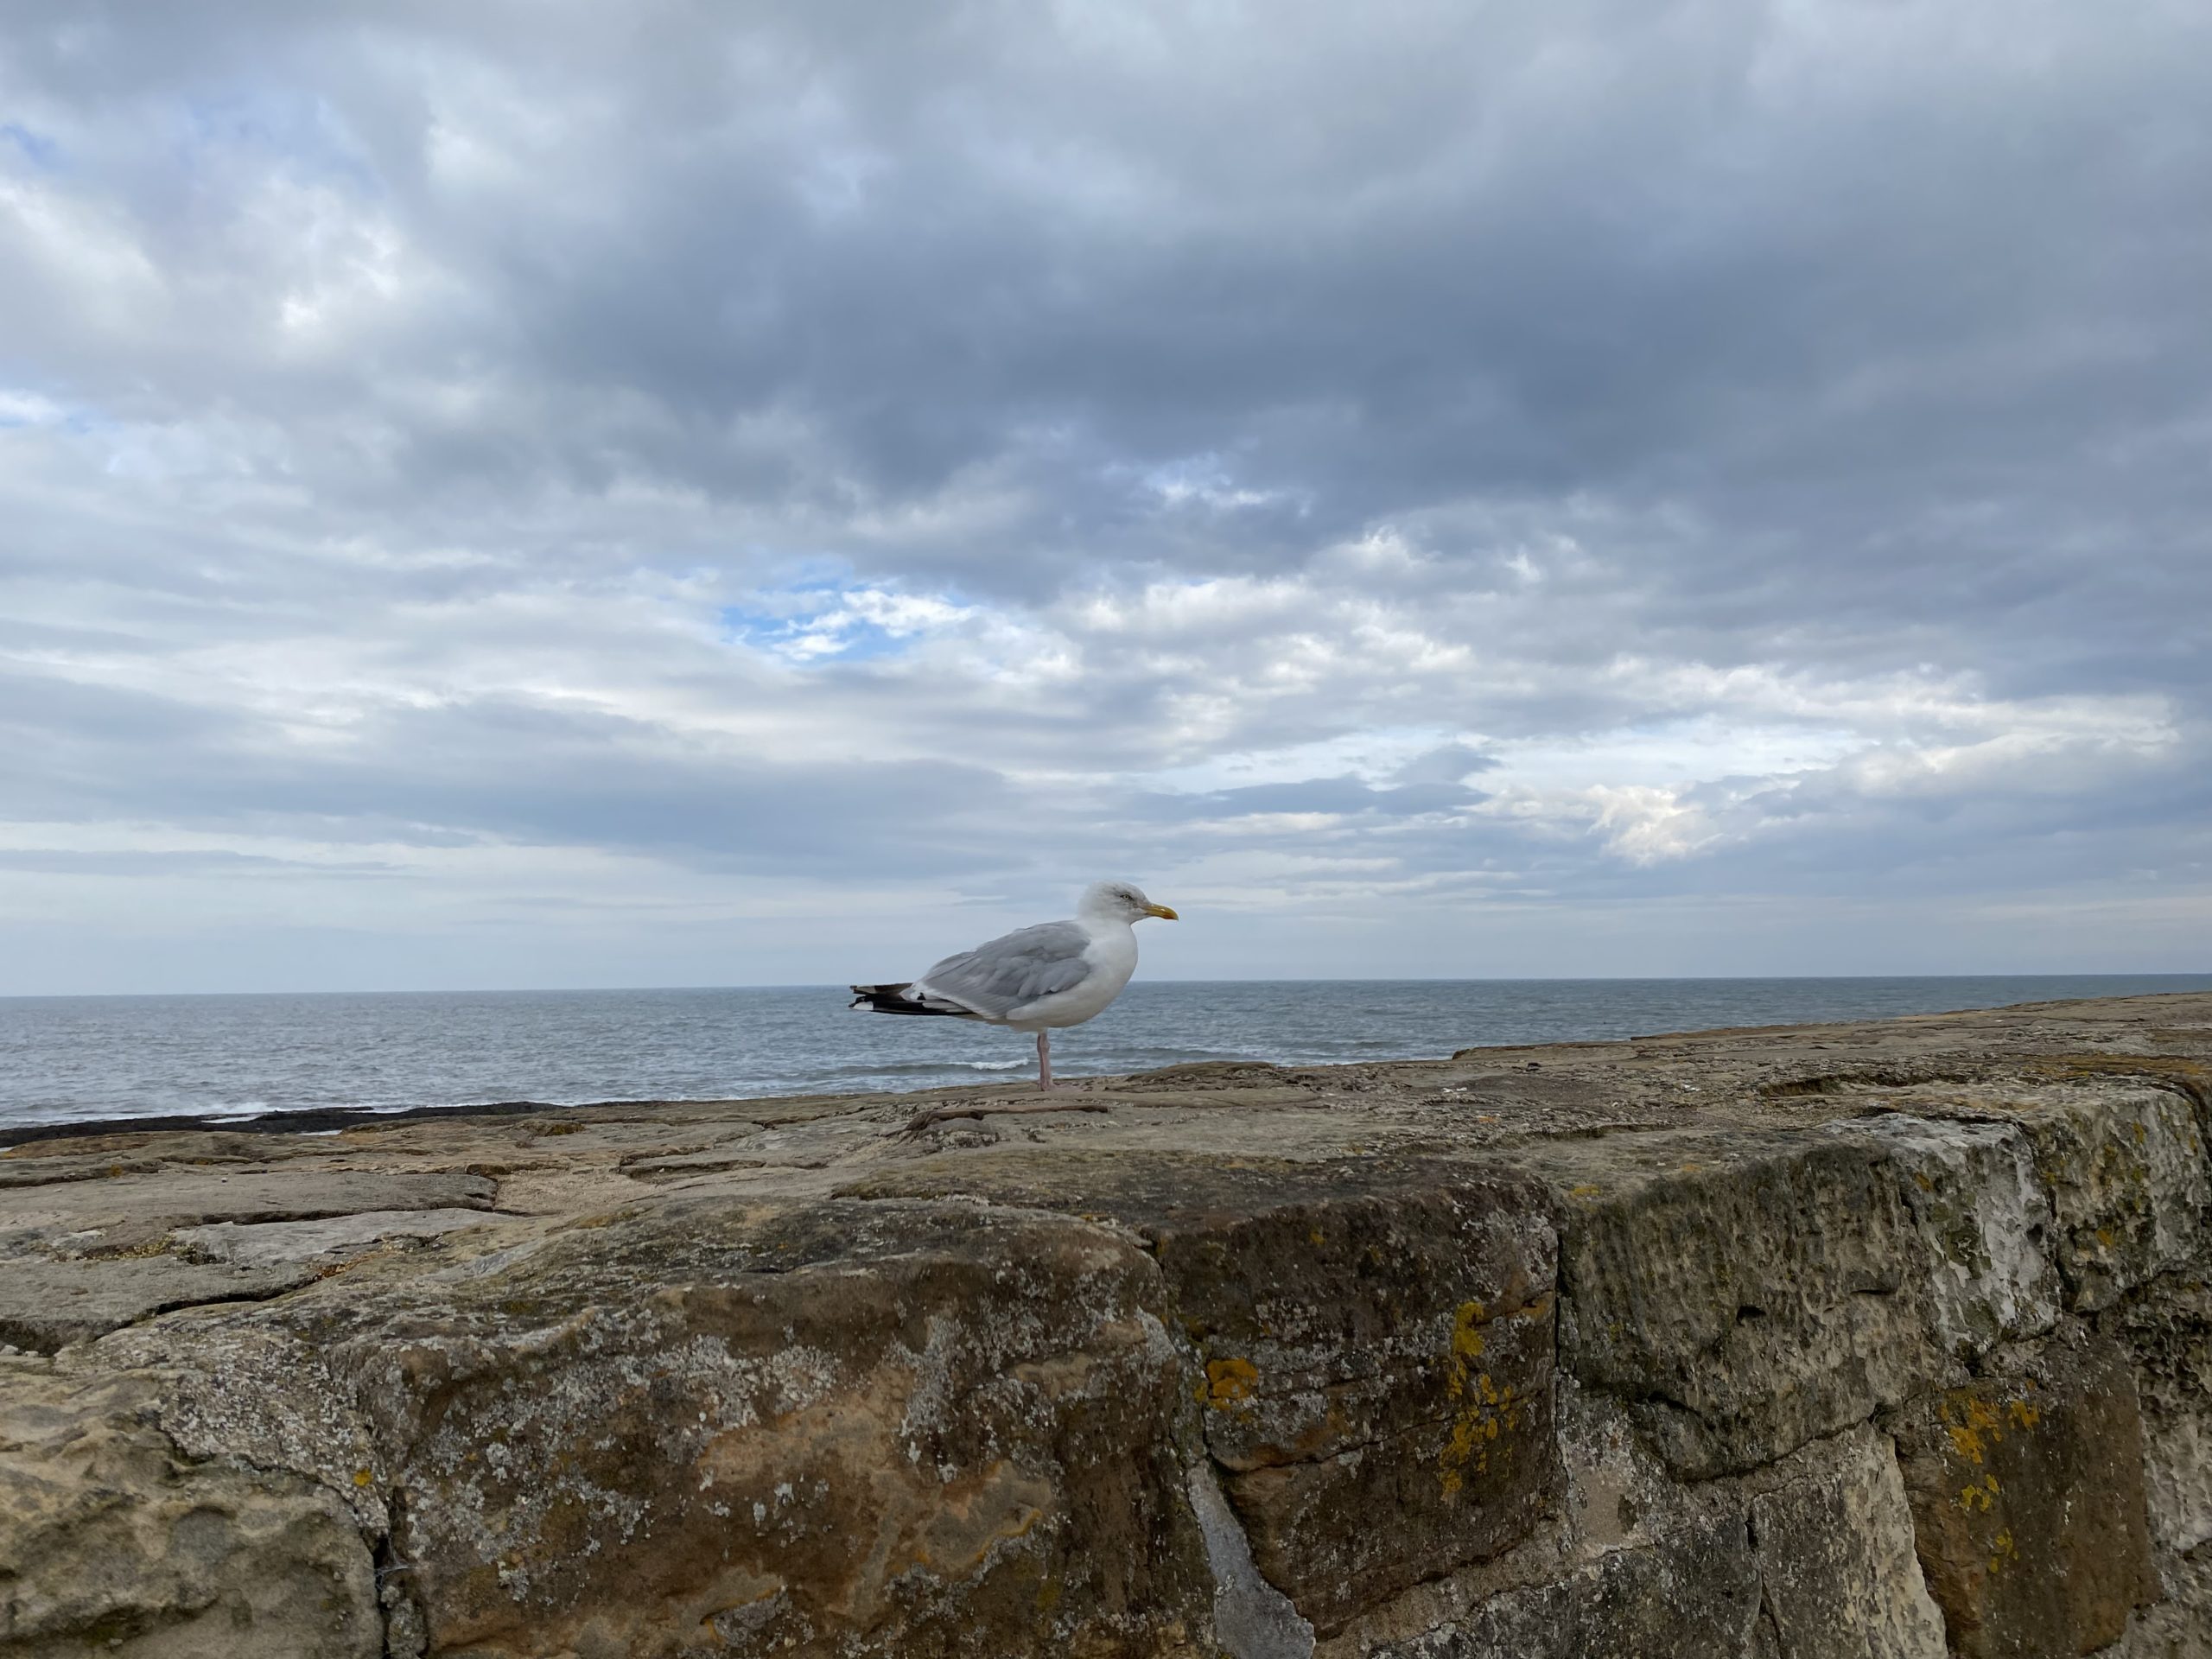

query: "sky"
(2, 0), (2209, 995)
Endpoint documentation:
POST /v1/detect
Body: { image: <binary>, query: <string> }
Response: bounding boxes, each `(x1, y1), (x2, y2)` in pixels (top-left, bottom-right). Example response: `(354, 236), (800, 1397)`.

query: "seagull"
(850, 880), (1179, 1105)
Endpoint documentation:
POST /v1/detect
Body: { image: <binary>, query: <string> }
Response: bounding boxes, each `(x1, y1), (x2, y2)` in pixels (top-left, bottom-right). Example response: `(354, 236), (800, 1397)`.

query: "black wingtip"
(850, 982), (967, 1017)
(850, 982), (918, 1014)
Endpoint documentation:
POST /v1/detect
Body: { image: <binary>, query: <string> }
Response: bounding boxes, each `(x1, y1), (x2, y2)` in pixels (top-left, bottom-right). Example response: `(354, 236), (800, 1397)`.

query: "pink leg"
(1037, 1030), (1054, 1090)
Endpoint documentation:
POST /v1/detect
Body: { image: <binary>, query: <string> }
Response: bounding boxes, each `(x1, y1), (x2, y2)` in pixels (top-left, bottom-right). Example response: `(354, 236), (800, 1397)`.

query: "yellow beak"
(1144, 903), (1179, 920)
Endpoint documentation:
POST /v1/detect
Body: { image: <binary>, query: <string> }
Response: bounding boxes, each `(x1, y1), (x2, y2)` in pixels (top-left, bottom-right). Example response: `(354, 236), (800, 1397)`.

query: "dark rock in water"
(2, 991), (2209, 1656)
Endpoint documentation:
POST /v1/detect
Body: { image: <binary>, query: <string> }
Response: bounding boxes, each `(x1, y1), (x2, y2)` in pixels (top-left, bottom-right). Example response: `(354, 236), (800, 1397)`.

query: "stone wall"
(3, 995), (2209, 1657)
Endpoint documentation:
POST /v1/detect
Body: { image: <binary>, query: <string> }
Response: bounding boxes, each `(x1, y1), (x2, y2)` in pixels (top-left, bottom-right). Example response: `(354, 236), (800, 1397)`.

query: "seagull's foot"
(895, 1096), (1110, 1136)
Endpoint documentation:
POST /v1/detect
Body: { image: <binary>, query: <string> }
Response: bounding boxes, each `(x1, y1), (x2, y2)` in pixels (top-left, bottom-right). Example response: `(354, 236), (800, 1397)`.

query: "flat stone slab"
(0, 1168), (499, 1231)
(172, 1207), (505, 1269)
(0, 1255), (316, 1353)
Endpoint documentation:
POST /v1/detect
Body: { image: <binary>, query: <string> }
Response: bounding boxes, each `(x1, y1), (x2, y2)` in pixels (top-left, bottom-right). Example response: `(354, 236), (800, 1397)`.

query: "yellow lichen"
(1452, 1301), (1488, 1362)
(1438, 1299), (1534, 1498)
(1205, 1357), (1259, 1405)
(1942, 1393), (2004, 1465)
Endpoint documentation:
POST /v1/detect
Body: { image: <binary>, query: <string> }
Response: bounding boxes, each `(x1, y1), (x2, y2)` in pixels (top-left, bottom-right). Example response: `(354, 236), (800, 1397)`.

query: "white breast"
(1006, 921), (1138, 1031)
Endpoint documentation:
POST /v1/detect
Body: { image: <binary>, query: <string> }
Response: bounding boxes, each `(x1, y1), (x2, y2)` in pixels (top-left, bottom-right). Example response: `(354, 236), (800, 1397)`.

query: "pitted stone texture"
(1548, 1375), (1716, 1570)
(1840, 1115), (2061, 1360)
(2000, 1084), (2208, 1312)
(78, 1319), (400, 1535)
(2105, 1551), (2212, 1659)
(1893, 1335), (2158, 1657)
(845, 1150), (1560, 1633)
(1749, 1426), (1947, 1659)
(0, 1357), (380, 1658)
(1365, 1511), (1764, 1659)
(1549, 1390), (1946, 1659)
(1542, 1130), (1950, 1478)
(86, 1196), (1218, 1659)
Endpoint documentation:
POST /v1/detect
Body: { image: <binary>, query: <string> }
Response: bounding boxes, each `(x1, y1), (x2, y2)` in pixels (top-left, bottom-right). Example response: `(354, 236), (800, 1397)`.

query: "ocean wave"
(804, 1057), (1031, 1080)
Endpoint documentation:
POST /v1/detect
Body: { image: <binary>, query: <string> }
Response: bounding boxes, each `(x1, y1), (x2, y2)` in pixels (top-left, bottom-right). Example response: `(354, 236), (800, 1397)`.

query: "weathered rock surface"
(2, 991), (2209, 1657)
(0, 1357), (381, 1657)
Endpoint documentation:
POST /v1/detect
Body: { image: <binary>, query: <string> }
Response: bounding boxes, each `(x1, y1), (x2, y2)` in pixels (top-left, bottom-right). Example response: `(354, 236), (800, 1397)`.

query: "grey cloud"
(1, 0), (2208, 984)
(0, 677), (1017, 875)
(0, 849), (400, 877)
(1393, 744), (1499, 787)
(1149, 777), (1488, 821)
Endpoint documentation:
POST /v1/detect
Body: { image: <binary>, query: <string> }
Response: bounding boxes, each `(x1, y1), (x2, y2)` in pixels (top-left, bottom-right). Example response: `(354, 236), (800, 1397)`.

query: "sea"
(2, 976), (2208, 1134)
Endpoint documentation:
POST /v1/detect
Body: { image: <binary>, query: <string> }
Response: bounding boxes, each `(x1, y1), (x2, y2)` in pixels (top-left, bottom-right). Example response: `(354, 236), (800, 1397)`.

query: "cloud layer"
(3, 0), (2208, 991)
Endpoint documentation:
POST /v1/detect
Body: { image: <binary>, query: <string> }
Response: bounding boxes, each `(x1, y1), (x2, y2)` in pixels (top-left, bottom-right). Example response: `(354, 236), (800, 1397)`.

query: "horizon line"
(4, 970), (2210, 1004)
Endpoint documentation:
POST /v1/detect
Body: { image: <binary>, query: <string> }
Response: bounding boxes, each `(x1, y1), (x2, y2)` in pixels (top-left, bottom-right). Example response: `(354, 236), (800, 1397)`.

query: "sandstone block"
(2110, 1252), (2212, 1554)
(1161, 1177), (1555, 1633)
(0, 1169), (498, 1233)
(169, 1207), (501, 1269)
(1545, 1131), (1948, 1478)
(1840, 1116), (2061, 1360)
(1367, 1511), (1764, 1658)
(101, 1196), (1220, 1659)
(2004, 1084), (2208, 1313)
(845, 1149), (1560, 1633)
(1750, 1426), (1947, 1659)
(1892, 1336), (2158, 1657)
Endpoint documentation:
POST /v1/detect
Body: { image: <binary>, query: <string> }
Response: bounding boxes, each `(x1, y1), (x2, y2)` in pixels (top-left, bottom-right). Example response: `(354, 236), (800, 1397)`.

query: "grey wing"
(912, 921), (1094, 1020)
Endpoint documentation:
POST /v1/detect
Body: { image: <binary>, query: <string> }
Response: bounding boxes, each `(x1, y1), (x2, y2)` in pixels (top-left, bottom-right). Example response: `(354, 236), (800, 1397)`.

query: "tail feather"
(849, 982), (976, 1018)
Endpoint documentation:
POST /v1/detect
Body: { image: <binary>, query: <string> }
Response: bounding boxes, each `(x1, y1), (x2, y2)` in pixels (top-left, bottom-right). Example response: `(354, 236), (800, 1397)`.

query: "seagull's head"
(1080, 880), (1179, 924)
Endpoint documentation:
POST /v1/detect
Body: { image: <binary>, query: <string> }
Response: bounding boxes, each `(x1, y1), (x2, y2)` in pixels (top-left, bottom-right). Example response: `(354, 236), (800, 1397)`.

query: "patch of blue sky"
(721, 606), (911, 663)
(174, 89), (381, 195)
(720, 572), (975, 664)
(0, 383), (103, 433)
(0, 123), (60, 169)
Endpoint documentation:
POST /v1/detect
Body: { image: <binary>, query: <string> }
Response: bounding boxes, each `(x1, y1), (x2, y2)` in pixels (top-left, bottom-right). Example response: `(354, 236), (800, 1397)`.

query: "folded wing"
(914, 921), (1096, 1020)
